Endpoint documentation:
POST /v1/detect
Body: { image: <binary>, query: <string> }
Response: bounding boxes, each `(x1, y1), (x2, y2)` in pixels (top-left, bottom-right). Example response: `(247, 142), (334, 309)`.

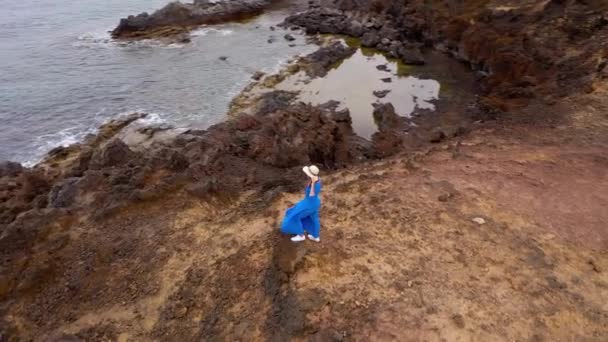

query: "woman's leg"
(308, 211), (321, 239)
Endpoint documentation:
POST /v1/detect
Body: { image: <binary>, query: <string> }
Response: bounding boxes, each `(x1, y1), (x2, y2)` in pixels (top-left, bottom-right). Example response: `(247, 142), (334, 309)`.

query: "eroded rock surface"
(2, 1), (608, 340)
(283, 0), (608, 112)
(112, 0), (274, 40)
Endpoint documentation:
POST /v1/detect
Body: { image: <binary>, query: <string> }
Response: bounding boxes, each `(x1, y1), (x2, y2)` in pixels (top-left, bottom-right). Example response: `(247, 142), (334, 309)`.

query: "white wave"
(74, 30), (187, 49)
(113, 110), (167, 126)
(191, 27), (234, 37)
(113, 38), (187, 49)
(135, 112), (166, 126)
(22, 125), (96, 167)
(267, 57), (290, 74)
(73, 30), (115, 48)
(22, 110), (173, 167)
(34, 127), (94, 150)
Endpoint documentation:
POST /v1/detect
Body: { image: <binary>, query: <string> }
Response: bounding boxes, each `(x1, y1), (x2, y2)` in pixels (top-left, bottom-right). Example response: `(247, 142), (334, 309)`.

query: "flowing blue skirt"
(280, 197), (321, 238)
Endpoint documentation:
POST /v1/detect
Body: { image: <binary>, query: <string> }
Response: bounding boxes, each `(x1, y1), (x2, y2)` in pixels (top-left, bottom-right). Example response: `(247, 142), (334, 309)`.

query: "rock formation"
(282, 0), (608, 112)
(112, 0), (275, 39)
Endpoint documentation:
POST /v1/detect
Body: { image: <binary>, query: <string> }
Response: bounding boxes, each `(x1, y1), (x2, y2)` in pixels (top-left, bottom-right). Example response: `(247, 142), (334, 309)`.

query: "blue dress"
(280, 180), (322, 238)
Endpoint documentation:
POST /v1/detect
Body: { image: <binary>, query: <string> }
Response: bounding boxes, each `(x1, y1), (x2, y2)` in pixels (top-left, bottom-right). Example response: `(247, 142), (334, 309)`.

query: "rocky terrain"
(284, 0), (608, 111)
(112, 0), (278, 40)
(1, 0), (608, 340)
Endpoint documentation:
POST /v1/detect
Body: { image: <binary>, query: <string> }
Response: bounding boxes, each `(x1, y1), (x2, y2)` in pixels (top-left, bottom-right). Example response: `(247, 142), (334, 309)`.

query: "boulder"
(252, 71), (265, 81)
(48, 178), (80, 208)
(348, 20), (365, 37)
(89, 139), (135, 169)
(0, 161), (23, 178)
(361, 31), (381, 47)
(398, 48), (425, 65)
(373, 90), (391, 98)
(301, 42), (357, 78)
(254, 91), (297, 116)
(376, 64), (389, 71)
(372, 103), (404, 131)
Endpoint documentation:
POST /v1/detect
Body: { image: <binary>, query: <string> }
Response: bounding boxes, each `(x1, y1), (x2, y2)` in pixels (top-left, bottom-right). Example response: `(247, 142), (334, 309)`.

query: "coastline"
(1, 0), (608, 340)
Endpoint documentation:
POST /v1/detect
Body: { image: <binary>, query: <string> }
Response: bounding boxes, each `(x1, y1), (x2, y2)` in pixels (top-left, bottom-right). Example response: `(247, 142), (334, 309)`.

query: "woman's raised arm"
(309, 178), (317, 196)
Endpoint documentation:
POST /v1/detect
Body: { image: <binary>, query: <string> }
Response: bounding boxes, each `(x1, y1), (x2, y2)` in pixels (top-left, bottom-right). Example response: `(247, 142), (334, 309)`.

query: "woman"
(281, 165), (322, 242)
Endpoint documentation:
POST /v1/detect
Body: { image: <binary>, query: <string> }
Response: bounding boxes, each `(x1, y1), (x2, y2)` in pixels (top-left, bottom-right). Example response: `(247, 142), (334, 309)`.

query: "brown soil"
(2, 85), (607, 341)
(1, 0), (608, 340)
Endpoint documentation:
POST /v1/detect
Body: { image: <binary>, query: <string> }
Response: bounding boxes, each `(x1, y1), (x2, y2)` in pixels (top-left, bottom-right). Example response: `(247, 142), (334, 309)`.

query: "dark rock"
(186, 178), (221, 199)
(376, 64), (389, 72)
(331, 109), (352, 124)
(168, 151), (190, 172)
(46, 145), (76, 160)
(112, 0), (273, 39)
(219, 56), (228, 61)
(254, 91), (297, 116)
(399, 48), (425, 65)
(373, 90), (391, 98)
(372, 103), (404, 131)
(48, 178), (80, 208)
(381, 77), (392, 83)
(270, 26), (275, 31)
(429, 128), (447, 143)
(135, 124), (174, 142)
(20, 171), (51, 203)
(66, 148), (93, 177)
(0, 161), (23, 178)
(284, 34), (296, 41)
(497, 85), (535, 99)
(371, 103), (406, 157)
(388, 41), (404, 59)
(348, 20), (365, 37)
(235, 114), (261, 131)
(517, 76), (538, 87)
(361, 31), (380, 47)
(251, 71), (265, 81)
(371, 130), (403, 158)
(89, 139), (135, 169)
(301, 42), (356, 78)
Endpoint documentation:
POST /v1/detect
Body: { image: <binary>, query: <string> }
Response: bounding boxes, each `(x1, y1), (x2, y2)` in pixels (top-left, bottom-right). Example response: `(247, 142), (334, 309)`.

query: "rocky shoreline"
(111, 0), (278, 40)
(2, 0), (608, 340)
(0, 34), (481, 233)
(283, 0), (608, 112)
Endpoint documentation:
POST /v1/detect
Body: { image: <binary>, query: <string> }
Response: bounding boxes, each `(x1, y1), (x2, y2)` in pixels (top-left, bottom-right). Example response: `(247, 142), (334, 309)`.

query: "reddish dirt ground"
(2, 86), (607, 341)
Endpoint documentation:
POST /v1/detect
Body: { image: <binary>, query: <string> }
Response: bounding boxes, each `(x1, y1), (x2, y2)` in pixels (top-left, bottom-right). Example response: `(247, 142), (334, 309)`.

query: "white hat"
(302, 165), (319, 178)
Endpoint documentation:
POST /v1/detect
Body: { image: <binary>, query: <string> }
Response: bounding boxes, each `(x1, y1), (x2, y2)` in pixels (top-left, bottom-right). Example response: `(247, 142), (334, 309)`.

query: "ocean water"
(0, 0), (314, 165)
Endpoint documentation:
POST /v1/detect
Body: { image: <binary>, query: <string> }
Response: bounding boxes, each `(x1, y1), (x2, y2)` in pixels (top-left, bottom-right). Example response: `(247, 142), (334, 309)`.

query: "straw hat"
(302, 165), (319, 179)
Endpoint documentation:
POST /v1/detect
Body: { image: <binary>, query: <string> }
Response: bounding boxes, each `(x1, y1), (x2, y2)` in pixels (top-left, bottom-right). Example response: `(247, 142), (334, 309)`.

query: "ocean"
(0, 0), (314, 165)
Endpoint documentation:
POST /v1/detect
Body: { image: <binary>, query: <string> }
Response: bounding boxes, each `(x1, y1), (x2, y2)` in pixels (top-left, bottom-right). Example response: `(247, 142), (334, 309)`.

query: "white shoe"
(307, 234), (320, 242)
(291, 235), (306, 242)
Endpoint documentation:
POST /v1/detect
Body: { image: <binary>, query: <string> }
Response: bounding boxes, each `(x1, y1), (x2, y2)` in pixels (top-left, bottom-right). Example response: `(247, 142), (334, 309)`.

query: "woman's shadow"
(262, 230), (311, 340)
